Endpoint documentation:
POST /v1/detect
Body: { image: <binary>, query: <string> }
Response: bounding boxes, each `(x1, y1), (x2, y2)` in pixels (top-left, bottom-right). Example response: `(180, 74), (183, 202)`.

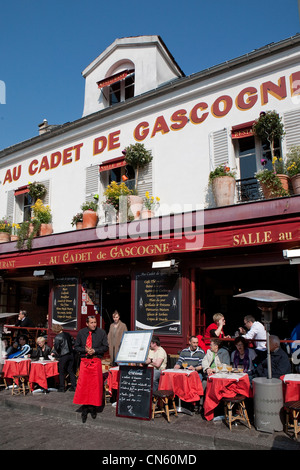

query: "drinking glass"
(226, 365), (233, 373)
(182, 362), (188, 369)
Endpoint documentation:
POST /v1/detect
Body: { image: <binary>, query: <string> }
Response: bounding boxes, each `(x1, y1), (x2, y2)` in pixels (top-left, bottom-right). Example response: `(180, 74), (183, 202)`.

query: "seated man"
(144, 335), (167, 391)
(202, 338), (230, 376)
(6, 335), (31, 359)
(174, 335), (204, 376)
(252, 335), (291, 379)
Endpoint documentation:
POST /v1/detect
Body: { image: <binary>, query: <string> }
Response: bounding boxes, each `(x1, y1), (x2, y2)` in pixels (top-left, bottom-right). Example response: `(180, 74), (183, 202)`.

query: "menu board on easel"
(135, 271), (181, 334)
(52, 278), (78, 329)
(116, 365), (153, 420)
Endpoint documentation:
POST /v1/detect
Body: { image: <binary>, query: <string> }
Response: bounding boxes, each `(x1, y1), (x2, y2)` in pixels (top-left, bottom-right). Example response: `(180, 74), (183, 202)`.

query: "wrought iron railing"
(235, 177), (264, 203)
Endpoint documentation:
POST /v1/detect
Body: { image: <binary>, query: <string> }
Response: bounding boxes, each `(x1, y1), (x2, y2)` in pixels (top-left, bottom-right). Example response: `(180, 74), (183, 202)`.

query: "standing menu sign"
(52, 278), (78, 329)
(135, 271), (181, 334)
(116, 366), (153, 420)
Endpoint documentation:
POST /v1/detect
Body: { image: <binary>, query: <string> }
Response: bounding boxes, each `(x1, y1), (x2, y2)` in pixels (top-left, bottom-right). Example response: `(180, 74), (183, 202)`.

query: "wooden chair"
(152, 389), (178, 423)
(284, 401), (300, 439)
(12, 375), (31, 396)
(222, 394), (251, 430)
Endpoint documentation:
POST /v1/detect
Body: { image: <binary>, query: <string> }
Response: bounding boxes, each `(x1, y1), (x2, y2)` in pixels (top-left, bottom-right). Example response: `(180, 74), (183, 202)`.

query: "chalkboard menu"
(52, 278), (78, 329)
(135, 271), (181, 334)
(116, 366), (153, 420)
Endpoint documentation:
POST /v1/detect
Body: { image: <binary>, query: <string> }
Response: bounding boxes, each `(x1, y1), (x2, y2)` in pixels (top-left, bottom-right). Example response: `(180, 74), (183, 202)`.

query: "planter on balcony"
(291, 174), (300, 194)
(212, 176), (236, 207)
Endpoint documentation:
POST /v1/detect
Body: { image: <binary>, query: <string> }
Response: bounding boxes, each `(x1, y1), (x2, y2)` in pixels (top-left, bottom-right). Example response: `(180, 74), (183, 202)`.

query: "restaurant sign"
(0, 219), (299, 271)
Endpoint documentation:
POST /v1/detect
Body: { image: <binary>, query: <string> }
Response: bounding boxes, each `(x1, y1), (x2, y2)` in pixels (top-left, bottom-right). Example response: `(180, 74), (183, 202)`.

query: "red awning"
(99, 156), (127, 173)
(231, 121), (255, 139)
(97, 69), (134, 89)
(14, 185), (29, 196)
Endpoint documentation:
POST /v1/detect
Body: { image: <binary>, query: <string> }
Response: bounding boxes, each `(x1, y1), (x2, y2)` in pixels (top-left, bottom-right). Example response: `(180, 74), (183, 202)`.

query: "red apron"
(73, 358), (103, 407)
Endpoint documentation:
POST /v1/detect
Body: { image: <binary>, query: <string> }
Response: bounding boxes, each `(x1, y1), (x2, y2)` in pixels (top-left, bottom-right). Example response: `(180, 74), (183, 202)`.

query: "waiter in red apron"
(73, 315), (108, 422)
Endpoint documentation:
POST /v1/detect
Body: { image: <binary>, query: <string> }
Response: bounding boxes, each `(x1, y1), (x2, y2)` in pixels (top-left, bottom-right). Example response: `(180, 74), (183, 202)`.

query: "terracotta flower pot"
(259, 183), (273, 199)
(291, 174), (300, 194)
(40, 223), (53, 236)
(276, 174), (290, 192)
(0, 232), (11, 243)
(212, 176), (236, 207)
(76, 221), (83, 230)
(82, 210), (98, 228)
(141, 209), (154, 219)
(128, 195), (143, 220)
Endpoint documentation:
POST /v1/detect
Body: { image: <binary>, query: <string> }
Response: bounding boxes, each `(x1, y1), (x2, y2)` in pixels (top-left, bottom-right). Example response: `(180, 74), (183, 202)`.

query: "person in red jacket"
(203, 313), (230, 351)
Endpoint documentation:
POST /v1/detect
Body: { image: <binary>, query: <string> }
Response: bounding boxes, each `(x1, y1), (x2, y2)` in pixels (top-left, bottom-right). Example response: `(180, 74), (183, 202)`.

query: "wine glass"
(226, 364), (233, 373)
(217, 364), (223, 373)
(182, 362), (188, 370)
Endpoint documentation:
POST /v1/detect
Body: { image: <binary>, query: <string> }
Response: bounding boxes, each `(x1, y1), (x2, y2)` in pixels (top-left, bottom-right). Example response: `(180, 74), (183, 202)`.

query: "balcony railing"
(236, 177), (264, 203)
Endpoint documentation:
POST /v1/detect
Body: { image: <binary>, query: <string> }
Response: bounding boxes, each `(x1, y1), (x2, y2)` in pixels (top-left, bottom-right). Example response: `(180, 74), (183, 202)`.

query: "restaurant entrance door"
(100, 276), (131, 335)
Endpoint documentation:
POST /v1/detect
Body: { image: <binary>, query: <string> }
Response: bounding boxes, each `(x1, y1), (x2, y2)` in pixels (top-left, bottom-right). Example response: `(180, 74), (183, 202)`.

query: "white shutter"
(85, 165), (99, 201)
(283, 109), (300, 149)
(41, 179), (50, 205)
(6, 190), (15, 223)
(137, 161), (153, 197)
(212, 129), (229, 168)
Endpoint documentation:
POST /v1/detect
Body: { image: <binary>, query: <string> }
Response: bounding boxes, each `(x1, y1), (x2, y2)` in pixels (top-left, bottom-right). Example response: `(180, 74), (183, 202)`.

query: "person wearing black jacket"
(52, 324), (77, 392)
(252, 335), (291, 379)
(73, 316), (108, 422)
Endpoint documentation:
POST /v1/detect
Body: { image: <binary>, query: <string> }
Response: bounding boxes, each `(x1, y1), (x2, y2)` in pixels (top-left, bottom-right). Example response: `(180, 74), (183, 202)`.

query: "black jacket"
(53, 331), (74, 357)
(31, 344), (52, 360)
(253, 347), (291, 378)
(74, 327), (108, 358)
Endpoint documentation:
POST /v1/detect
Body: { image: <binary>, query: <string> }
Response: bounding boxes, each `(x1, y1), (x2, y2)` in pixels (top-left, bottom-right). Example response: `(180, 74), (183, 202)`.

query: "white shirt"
(243, 321), (266, 351)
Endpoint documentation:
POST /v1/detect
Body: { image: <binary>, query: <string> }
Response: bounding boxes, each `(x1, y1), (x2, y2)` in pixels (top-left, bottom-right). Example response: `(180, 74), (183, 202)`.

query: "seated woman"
(203, 313), (230, 352)
(30, 336), (52, 360)
(231, 336), (257, 372)
(202, 338), (230, 377)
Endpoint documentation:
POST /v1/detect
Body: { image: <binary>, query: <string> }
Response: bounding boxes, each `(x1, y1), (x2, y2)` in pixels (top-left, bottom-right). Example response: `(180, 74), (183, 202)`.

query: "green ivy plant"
(16, 219), (41, 250)
(28, 181), (47, 201)
(255, 169), (288, 198)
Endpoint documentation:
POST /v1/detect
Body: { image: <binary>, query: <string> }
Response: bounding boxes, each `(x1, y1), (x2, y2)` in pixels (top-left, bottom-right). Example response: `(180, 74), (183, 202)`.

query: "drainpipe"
(190, 268), (196, 336)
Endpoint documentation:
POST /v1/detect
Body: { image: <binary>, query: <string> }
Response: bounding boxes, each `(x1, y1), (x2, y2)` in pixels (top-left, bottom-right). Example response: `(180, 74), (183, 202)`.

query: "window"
(109, 73), (135, 106)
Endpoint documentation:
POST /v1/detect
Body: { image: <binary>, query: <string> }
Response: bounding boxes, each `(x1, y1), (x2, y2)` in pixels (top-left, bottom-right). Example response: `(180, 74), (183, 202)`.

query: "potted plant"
(103, 182), (133, 222)
(81, 194), (99, 228)
(252, 110), (285, 164)
(0, 218), (12, 243)
(209, 163), (236, 207)
(123, 143), (153, 219)
(28, 181), (47, 201)
(286, 145), (300, 194)
(71, 212), (83, 230)
(272, 156), (289, 192)
(141, 192), (160, 219)
(31, 199), (53, 236)
(255, 166), (288, 199)
(16, 219), (41, 250)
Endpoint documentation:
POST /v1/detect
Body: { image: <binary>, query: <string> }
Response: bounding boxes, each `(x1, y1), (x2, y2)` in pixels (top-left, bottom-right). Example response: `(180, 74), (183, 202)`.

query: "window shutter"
(283, 109), (300, 149)
(137, 162), (153, 197)
(85, 166), (99, 201)
(212, 129), (229, 168)
(42, 180), (50, 205)
(6, 190), (15, 223)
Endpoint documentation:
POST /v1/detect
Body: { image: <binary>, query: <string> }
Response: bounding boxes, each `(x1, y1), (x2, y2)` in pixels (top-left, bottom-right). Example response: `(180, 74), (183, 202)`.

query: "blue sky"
(0, 0), (299, 151)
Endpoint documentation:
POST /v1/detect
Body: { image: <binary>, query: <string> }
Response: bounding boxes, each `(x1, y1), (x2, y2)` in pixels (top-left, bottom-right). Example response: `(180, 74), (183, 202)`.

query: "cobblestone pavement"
(0, 406), (206, 451)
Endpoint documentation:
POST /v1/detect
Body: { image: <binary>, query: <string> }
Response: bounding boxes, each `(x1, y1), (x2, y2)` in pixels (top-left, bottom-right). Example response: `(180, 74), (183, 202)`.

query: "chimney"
(38, 119), (49, 135)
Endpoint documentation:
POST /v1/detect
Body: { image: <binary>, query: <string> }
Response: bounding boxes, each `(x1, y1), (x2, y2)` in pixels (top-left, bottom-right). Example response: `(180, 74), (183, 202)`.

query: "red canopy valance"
(99, 156), (127, 173)
(97, 69), (134, 89)
(231, 120), (255, 139)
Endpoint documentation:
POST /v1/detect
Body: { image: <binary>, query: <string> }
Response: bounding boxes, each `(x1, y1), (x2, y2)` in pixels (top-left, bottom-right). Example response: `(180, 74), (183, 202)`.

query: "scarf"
(233, 348), (249, 371)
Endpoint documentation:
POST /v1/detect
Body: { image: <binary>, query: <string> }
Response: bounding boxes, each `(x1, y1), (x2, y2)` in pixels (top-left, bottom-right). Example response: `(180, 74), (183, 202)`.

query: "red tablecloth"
(158, 369), (204, 402)
(204, 372), (252, 421)
(2, 359), (31, 382)
(29, 360), (59, 391)
(106, 366), (119, 394)
(280, 374), (300, 402)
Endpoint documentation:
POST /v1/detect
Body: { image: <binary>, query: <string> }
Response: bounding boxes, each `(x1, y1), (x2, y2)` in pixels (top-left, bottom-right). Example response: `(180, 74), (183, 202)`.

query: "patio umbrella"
(233, 290), (299, 379)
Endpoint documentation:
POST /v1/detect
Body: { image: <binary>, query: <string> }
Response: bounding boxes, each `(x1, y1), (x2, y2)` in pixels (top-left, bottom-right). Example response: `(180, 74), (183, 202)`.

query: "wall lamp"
(152, 259), (177, 269)
(283, 249), (300, 265)
(33, 270), (55, 280)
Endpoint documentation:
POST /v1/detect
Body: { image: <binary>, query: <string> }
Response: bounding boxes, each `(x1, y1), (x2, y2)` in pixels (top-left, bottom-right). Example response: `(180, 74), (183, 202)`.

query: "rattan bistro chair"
(152, 389), (178, 422)
(12, 375), (31, 396)
(222, 394), (251, 430)
(284, 401), (300, 439)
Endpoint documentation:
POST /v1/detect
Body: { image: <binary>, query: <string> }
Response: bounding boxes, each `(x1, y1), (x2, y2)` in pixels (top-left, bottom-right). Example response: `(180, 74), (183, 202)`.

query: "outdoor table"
(204, 371), (252, 421)
(281, 373), (300, 402)
(2, 358), (31, 384)
(29, 360), (59, 391)
(158, 368), (204, 402)
(106, 366), (119, 394)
